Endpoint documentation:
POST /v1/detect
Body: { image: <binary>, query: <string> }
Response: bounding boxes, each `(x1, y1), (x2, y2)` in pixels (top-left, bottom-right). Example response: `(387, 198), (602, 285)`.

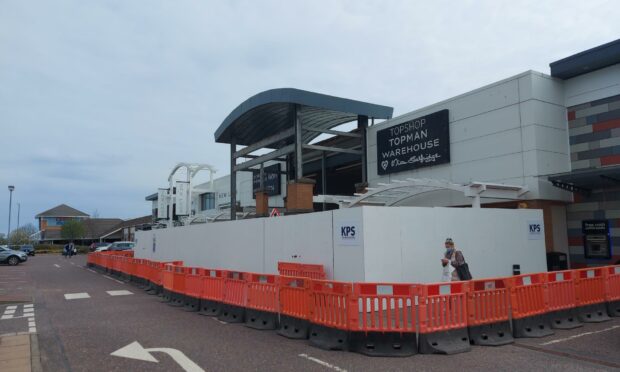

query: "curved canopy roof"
(214, 88), (393, 146)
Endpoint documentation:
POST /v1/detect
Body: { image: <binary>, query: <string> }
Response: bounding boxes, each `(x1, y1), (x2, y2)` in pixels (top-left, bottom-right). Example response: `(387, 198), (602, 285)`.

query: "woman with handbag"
(441, 238), (472, 281)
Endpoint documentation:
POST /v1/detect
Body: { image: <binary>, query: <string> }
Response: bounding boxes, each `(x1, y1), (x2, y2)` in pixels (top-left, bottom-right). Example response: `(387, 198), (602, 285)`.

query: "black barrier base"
(198, 299), (222, 317)
(121, 273), (130, 283)
(418, 328), (471, 354)
(161, 289), (173, 303)
(309, 324), (349, 351)
(277, 315), (309, 339)
(512, 315), (554, 338)
(548, 309), (582, 329)
(349, 331), (417, 357)
(608, 300), (620, 317)
(245, 309), (278, 330)
(468, 321), (514, 346)
(146, 283), (161, 295)
(183, 296), (200, 312)
(218, 304), (245, 323)
(168, 292), (185, 307)
(576, 303), (611, 323)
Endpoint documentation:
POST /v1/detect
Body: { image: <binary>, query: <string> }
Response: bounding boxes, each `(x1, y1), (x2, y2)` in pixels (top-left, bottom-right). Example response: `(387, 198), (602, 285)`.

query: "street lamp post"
(17, 203), (20, 230)
(7, 185), (14, 239)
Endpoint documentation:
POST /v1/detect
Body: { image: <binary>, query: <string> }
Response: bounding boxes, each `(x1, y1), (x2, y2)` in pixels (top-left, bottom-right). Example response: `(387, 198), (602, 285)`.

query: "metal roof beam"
(234, 144), (295, 172)
(233, 127), (295, 159)
(302, 144), (362, 155)
(303, 127), (362, 138)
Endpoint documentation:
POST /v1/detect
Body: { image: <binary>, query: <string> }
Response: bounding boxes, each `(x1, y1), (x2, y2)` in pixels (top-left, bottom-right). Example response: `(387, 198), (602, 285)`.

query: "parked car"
(90, 242), (111, 252)
(107, 241), (135, 251)
(0, 245), (28, 266)
(20, 244), (35, 256)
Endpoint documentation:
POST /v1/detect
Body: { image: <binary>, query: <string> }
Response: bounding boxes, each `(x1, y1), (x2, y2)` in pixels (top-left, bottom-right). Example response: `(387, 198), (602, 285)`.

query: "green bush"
(34, 244), (90, 254)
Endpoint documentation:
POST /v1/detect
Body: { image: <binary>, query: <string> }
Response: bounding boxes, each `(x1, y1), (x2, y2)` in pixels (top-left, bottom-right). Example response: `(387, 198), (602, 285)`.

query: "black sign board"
(582, 220), (611, 259)
(376, 109), (450, 175)
(252, 163), (281, 196)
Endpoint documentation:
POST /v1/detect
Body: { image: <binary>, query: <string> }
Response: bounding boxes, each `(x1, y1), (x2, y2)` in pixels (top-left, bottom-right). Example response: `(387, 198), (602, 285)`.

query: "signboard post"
(175, 181), (190, 216)
(253, 164), (281, 196)
(582, 220), (611, 259)
(157, 189), (169, 219)
(376, 109), (450, 175)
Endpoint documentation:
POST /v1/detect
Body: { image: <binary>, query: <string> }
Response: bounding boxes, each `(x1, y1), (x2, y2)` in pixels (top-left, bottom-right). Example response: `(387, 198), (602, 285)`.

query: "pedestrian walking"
(69, 241), (76, 258)
(441, 238), (472, 281)
(63, 243), (70, 258)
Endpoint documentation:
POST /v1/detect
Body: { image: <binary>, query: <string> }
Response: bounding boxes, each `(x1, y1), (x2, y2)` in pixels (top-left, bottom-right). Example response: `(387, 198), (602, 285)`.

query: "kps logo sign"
(341, 226), (356, 238)
(338, 221), (360, 245)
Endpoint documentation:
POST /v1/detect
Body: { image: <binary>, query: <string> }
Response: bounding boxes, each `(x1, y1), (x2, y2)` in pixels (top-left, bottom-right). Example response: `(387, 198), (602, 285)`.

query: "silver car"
(0, 245), (28, 266)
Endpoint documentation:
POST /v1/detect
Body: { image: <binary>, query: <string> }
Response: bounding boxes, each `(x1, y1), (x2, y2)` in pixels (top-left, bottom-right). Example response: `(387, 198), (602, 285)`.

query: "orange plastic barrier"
(418, 282), (470, 354)
(198, 269), (226, 316)
(245, 273), (280, 330)
(162, 264), (176, 302)
(183, 267), (204, 311)
(349, 283), (417, 356)
(278, 262), (326, 280)
(574, 267), (611, 322)
(308, 280), (353, 351)
(545, 270), (581, 329)
(278, 276), (311, 339)
(219, 271), (247, 323)
(605, 265), (620, 317)
(169, 266), (189, 307)
(506, 273), (553, 338)
(466, 278), (513, 346)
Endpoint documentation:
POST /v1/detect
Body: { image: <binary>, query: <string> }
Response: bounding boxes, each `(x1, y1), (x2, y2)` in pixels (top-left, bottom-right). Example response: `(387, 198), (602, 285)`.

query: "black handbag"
(456, 263), (473, 280)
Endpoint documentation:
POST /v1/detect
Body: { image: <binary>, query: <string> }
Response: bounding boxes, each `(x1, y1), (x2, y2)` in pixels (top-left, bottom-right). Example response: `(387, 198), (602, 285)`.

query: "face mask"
(445, 247), (455, 257)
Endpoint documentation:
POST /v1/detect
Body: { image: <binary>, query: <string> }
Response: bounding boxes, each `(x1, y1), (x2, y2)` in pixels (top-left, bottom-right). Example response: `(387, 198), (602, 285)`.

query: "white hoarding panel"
(175, 181), (190, 215)
(157, 189), (168, 219)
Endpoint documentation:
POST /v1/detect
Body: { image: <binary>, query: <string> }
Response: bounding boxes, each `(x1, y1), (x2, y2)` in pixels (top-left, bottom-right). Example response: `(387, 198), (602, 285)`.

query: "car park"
(90, 242), (111, 252)
(107, 241), (135, 251)
(0, 245), (28, 265)
(20, 244), (35, 256)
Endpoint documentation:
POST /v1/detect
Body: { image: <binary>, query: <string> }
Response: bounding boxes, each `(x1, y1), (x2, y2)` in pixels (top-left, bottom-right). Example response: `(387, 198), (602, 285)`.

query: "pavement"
(0, 254), (619, 371)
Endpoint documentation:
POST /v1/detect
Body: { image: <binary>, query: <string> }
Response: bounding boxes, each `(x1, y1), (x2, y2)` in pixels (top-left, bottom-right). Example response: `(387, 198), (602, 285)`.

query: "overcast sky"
(1, 0), (619, 233)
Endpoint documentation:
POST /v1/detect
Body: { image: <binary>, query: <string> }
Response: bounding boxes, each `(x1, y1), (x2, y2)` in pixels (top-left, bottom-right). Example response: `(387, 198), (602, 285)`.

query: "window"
(200, 193), (215, 211)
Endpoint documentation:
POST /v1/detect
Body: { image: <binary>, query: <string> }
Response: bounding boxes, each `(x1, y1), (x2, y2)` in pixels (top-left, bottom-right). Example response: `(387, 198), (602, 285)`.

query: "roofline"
(550, 38), (620, 79)
(214, 88), (393, 144)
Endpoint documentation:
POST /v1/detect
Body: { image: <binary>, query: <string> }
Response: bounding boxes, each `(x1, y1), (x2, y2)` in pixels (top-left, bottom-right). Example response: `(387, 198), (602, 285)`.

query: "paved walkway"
(0, 333), (41, 372)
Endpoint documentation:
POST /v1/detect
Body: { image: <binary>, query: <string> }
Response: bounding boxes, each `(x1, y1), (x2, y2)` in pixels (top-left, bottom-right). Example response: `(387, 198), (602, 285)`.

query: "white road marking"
(29, 327), (36, 333)
(111, 341), (205, 372)
(211, 318), (227, 325)
(64, 293), (91, 300)
(540, 325), (620, 345)
(23, 308), (34, 313)
(298, 354), (347, 372)
(107, 290), (133, 296)
(87, 269), (97, 274)
(104, 276), (125, 284)
(5, 306), (17, 310)
(54, 264), (61, 268)
(1, 315), (13, 320)
(23, 304), (33, 308)
(70, 262), (75, 266)
(4, 309), (15, 314)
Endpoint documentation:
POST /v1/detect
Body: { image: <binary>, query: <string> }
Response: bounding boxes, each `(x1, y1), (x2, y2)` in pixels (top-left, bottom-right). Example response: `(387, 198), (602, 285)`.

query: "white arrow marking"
(111, 341), (204, 372)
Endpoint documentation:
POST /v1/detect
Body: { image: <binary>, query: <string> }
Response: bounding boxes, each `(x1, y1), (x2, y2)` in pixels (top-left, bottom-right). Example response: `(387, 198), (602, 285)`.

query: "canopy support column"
(294, 104), (303, 180)
(358, 115), (368, 184)
(230, 139), (237, 220)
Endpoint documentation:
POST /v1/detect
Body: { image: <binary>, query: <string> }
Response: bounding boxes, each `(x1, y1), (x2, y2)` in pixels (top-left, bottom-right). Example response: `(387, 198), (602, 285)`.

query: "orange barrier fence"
(605, 266), (620, 317)
(86, 252), (620, 356)
(349, 283), (417, 356)
(278, 276), (311, 339)
(574, 267), (611, 322)
(219, 271), (247, 323)
(545, 270), (581, 329)
(245, 273), (280, 330)
(418, 282), (470, 354)
(308, 280), (353, 351)
(198, 269), (226, 316)
(466, 278), (513, 346)
(278, 262), (326, 280)
(507, 273), (553, 338)
(183, 267), (204, 311)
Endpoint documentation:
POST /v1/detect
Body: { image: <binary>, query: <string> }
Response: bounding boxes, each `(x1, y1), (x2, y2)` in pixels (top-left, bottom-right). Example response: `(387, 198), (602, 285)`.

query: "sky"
(1, 0), (619, 234)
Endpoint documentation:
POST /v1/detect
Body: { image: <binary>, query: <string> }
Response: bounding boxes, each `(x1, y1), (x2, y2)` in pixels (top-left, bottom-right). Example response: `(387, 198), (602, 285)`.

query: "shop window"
(200, 193), (215, 211)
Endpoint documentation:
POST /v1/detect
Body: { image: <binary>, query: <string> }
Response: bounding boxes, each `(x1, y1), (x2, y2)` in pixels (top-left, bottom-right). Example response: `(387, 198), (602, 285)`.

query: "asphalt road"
(1, 254), (619, 371)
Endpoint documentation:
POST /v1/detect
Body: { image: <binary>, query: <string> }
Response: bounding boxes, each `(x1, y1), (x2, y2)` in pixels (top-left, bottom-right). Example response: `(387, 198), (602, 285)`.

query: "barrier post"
(278, 276), (311, 339)
(161, 264), (175, 303)
(545, 270), (582, 329)
(245, 273), (280, 330)
(308, 280), (353, 351)
(507, 273), (553, 338)
(605, 265), (620, 317)
(418, 282), (471, 354)
(348, 283), (417, 357)
(198, 269), (225, 317)
(466, 278), (514, 346)
(574, 267), (611, 322)
(218, 271), (247, 323)
(169, 266), (188, 307)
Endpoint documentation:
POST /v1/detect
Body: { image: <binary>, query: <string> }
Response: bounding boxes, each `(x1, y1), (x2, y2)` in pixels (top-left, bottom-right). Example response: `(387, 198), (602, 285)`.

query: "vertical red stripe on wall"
(573, 192), (584, 203)
(592, 118), (620, 132)
(567, 111), (576, 121)
(568, 236), (582, 246)
(600, 154), (620, 166)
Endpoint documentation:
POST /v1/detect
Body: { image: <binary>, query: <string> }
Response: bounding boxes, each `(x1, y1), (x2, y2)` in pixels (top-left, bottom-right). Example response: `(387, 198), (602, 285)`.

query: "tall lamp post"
(7, 185), (14, 239)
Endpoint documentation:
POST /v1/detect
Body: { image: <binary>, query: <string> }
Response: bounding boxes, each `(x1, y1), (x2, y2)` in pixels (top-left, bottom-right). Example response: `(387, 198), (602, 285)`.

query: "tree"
(8, 224), (37, 245)
(61, 220), (86, 241)
(0, 233), (6, 245)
